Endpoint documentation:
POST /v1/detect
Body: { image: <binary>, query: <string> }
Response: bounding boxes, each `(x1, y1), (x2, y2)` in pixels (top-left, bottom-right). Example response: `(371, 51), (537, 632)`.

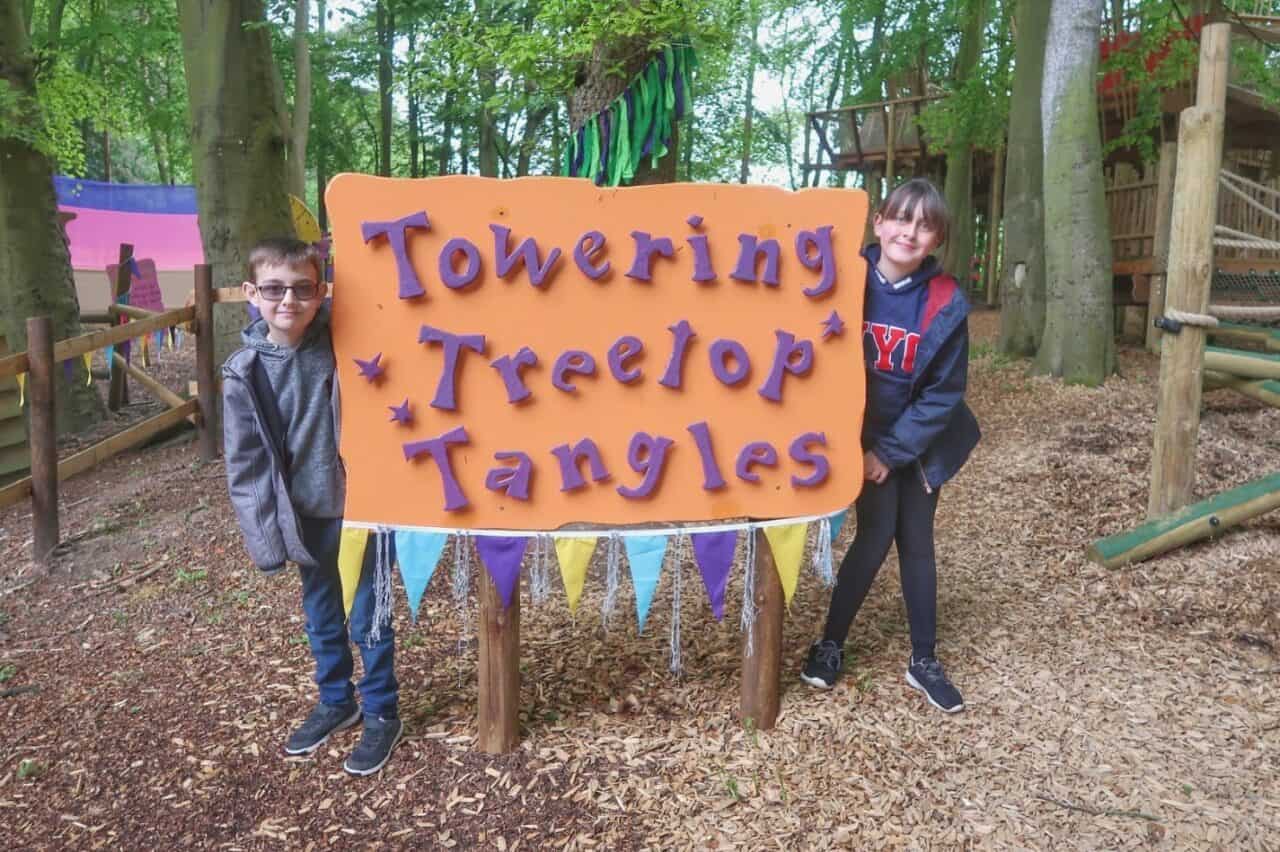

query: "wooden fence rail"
(1, 265), (218, 564)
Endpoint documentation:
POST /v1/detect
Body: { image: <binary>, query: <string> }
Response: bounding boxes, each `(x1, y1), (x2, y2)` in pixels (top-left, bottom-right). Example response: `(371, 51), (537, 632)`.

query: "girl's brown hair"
(876, 178), (950, 245)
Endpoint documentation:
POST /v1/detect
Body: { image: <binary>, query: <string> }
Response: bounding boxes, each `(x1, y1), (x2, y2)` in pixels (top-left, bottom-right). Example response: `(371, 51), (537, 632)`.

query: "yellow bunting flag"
(82, 353), (93, 385)
(16, 373), (25, 407)
(764, 523), (809, 606)
(554, 536), (598, 614)
(337, 526), (371, 616)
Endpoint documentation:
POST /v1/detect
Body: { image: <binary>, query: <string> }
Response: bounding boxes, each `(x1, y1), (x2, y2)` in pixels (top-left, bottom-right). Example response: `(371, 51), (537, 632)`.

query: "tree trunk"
(315, 0), (328, 227)
(287, 0), (311, 200)
(0, 1), (102, 431)
(177, 0), (295, 367)
(376, 0), (393, 176)
(515, 101), (551, 177)
(439, 88), (455, 175)
(739, 8), (760, 184)
(942, 0), (987, 277)
(1034, 0), (1115, 384)
(998, 0), (1049, 356)
(475, 0), (498, 178)
(407, 22), (419, 178)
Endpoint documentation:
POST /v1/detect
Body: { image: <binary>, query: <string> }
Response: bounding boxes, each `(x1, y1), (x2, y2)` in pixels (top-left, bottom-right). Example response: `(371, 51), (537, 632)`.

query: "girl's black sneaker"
(800, 640), (843, 689)
(906, 656), (964, 713)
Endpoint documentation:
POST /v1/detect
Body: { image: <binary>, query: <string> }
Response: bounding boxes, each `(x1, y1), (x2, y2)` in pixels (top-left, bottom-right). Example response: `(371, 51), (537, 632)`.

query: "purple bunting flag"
(691, 530), (738, 621)
(474, 535), (529, 610)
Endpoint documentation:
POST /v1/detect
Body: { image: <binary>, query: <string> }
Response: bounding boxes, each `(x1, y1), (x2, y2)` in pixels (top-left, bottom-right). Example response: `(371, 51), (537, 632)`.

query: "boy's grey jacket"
(221, 307), (344, 572)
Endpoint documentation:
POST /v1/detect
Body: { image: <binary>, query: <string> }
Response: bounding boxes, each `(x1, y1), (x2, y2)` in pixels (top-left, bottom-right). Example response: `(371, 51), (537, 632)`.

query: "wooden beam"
(1146, 140), (1179, 352)
(26, 317), (58, 565)
(194, 265), (220, 461)
(1089, 472), (1280, 568)
(0, 306), (195, 380)
(112, 354), (194, 421)
(108, 303), (159, 321)
(1204, 370), (1280, 407)
(108, 244), (134, 411)
(1203, 346), (1280, 381)
(477, 555), (520, 753)
(0, 400), (199, 511)
(740, 528), (783, 731)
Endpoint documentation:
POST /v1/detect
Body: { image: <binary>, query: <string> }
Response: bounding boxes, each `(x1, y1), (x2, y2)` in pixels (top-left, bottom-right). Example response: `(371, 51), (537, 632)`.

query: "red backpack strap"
(922, 274), (959, 333)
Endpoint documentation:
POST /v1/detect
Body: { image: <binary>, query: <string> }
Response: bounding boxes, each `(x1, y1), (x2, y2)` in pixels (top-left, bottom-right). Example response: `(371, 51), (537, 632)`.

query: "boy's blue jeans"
(297, 517), (398, 719)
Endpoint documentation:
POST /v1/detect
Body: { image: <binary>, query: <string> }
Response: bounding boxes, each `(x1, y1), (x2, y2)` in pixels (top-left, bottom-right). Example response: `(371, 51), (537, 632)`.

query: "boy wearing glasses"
(222, 237), (402, 775)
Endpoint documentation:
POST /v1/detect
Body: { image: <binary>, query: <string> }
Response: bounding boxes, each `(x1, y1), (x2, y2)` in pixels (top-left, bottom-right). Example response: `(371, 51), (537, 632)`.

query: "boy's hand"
(863, 451), (890, 484)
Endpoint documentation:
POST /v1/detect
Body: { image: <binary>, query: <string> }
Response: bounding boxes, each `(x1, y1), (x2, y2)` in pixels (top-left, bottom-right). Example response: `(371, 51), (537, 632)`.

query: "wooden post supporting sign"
(26, 316), (58, 565)
(477, 564), (521, 753)
(194, 264), (220, 461)
(108, 243), (134, 411)
(741, 528), (783, 730)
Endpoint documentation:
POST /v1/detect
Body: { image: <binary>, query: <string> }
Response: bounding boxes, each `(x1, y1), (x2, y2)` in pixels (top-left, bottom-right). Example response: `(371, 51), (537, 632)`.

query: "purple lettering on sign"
(625, 231), (674, 281)
(485, 451), (533, 501)
(607, 336), (644, 384)
(735, 441), (778, 483)
(361, 211), (430, 299)
(419, 325), (487, 411)
(758, 330), (814, 402)
(686, 421), (726, 490)
(490, 346), (539, 404)
(659, 319), (696, 390)
(439, 237), (482, 289)
(617, 432), (675, 499)
(550, 439), (610, 492)
(789, 432), (830, 487)
(402, 426), (471, 511)
(729, 234), (781, 286)
(796, 225), (837, 297)
(552, 350), (597, 393)
(709, 339), (750, 386)
(573, 231), (610, 280)
(686, 215), (716, 283)
(491, 223), (562, 287)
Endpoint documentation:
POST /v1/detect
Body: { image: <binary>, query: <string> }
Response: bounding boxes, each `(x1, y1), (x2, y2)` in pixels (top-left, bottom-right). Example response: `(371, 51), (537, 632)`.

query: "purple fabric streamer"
(572, 127), (586, 176)
(62, 359), (74, 382)
(691, 530), (738, 621)
(474, 535), (529, 610)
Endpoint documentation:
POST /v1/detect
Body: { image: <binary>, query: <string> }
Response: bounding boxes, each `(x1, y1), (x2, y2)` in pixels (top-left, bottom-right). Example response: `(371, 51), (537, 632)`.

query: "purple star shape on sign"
(354, 352), (385, 381)
(389, 398), (413, 425)
(821, 310), (846, 339)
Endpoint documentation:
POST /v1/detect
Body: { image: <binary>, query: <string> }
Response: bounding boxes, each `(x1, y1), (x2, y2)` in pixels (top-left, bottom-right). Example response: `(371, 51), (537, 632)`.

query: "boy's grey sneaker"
(800, 640), (843, 689)
(284, 701), (362, 755)
(343, 715), (404, 776)
(906, 656), (964, 713)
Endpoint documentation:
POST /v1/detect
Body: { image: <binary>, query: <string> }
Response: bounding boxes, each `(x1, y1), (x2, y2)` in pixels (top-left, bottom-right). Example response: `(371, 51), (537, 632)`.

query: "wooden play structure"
(1089, 21), (1280, 568)
(0, 259), (220, 565)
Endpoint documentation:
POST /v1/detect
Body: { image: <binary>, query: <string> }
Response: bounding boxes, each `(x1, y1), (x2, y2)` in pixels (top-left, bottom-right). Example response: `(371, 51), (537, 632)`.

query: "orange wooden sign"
(327, 175), (867, 530)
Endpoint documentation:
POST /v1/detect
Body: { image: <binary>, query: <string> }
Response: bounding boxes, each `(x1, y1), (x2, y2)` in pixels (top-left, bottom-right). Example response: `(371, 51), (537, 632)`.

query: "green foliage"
(17, 759), (45, 780)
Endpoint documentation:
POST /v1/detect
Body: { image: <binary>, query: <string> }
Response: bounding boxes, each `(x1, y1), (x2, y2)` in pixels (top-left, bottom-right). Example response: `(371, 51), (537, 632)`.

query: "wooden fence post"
(194, 264), (220, 461)
(26, 316), (58, 565)
(478, 564), (520, 753)
(108, 243), (134, 411)
(741, 528), (783, 730)
(1148, 23), (1230, 518)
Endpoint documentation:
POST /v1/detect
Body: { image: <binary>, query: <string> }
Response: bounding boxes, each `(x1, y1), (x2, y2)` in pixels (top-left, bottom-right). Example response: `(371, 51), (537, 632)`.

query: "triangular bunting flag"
(830, 509), (849, 541)
(82, 352), (93, 385)
(337, 526), (371, 616)
(623, 535), (667, 632)
(16, 372), (25, 407)
(555, 536), (597, 614)
(764, 523), (808, 606)
(394, 530), (448, 620)
(475, 535), (529, 609)
(691, 530), (738, 621)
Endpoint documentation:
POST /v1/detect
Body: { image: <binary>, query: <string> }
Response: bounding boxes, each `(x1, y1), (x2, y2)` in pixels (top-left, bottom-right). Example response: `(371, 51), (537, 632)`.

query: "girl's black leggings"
(822, 465), (940, 659)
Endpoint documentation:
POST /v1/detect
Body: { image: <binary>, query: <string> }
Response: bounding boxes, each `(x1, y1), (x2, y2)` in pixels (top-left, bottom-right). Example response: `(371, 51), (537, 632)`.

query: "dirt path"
(2, 311), (1277, 849)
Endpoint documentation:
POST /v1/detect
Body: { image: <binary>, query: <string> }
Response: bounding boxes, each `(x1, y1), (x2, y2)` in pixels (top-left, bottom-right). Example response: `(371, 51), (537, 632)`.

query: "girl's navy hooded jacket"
(860, 244), (980, 490)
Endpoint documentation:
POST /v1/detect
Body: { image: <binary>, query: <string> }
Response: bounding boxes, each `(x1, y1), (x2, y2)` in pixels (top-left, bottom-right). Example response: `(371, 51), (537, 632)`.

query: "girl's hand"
(863, 451), (890, 484)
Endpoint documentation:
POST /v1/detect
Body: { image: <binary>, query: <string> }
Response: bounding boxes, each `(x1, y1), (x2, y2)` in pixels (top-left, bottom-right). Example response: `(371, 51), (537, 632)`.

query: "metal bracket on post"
(1154, 315), (1184, 334)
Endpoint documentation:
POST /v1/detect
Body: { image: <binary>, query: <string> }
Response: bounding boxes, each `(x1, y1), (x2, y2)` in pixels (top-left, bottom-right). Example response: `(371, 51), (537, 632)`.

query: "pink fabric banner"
(62, 207), (204, 271)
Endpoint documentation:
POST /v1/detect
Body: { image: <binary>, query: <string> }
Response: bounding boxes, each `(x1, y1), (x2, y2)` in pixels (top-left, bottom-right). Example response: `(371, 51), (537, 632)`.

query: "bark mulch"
(2, 310), (1277, 849)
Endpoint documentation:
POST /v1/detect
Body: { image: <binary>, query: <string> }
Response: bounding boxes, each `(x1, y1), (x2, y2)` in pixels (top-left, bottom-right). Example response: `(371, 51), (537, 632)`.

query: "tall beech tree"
(941, 0), (987, 276)
(0, 0), (101, 430)
(997, 0), (1049, 355)
(1035, 0), (1114, 384)
(177, 0), (294, 364)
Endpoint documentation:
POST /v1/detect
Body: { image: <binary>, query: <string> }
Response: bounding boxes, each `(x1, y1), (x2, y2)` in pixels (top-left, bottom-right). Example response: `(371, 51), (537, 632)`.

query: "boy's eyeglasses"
(254, 283), (319, 302)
